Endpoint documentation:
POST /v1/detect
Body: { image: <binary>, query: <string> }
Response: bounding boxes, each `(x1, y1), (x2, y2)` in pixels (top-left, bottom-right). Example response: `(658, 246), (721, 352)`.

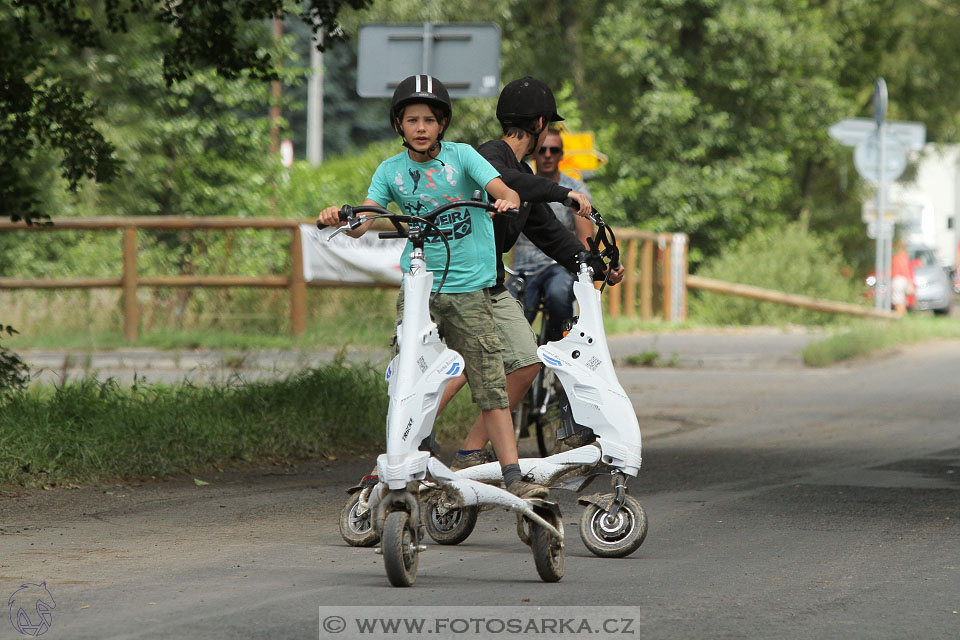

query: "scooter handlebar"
(316, 204), (394, 231)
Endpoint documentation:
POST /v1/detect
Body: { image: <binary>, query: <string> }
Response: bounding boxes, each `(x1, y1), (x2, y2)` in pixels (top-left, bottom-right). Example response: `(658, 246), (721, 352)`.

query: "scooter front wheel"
(382, 510), (419, 587)
(339, 492), (379, 547)
(422, 501), (478, 545)
(579, 494), (648, 558)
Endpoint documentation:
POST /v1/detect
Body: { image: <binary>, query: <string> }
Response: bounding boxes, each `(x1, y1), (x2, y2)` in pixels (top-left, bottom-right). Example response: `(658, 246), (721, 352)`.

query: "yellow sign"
(533, 125), (608, 180)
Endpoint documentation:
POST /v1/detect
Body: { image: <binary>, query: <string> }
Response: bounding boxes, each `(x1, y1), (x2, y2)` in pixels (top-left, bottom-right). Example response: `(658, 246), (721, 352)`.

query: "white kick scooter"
(321, 199), (565, 587)
(433, 211), (649, 558)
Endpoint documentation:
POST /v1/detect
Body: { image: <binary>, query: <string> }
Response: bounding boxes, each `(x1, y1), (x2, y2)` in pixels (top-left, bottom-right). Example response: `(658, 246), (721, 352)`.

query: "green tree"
(0, 0), (371, 393)
(2, 0), (372, 223)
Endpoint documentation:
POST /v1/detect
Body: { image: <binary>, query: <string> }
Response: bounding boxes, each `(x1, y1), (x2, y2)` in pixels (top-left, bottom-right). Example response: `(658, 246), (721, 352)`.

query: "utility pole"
(269, 17), (283, 155)
(307, 31), (324, 166)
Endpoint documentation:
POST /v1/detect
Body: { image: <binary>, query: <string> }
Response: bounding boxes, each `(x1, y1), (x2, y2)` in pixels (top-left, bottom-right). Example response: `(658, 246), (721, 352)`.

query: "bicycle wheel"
(535, 375), (563, 456)
(512, 389), (532, 442)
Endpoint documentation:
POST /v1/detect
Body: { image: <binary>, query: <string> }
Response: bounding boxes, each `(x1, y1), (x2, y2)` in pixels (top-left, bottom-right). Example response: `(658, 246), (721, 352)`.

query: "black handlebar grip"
(316, 205), (354, 231)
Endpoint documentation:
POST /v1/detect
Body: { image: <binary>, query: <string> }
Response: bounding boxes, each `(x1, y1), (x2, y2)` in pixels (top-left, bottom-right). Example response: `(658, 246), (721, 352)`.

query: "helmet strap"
(399, 138), (445, 166)
(518, 116), (547, 157)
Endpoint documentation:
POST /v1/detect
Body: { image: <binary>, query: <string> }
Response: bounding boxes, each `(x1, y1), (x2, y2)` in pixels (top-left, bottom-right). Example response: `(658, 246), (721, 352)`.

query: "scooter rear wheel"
(382, 510), (419, 587)
(579, 494), (648, 558)
(423, 502), (478, 545)
(529, 508), (565, 582)
(339, 492), (379, 547)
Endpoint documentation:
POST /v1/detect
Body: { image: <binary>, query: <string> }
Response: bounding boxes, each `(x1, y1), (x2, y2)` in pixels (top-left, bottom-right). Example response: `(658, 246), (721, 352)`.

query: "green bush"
(689, 222), (864, 326)
(0, 363), (390, 486)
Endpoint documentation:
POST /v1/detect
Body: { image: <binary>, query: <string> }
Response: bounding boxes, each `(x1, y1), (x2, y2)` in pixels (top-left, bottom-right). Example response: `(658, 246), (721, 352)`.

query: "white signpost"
(828, 79), (926, 311)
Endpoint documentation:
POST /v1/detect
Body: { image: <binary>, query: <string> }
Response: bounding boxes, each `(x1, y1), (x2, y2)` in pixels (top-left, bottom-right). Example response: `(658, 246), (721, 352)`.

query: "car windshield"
(909, 248), (937, 267)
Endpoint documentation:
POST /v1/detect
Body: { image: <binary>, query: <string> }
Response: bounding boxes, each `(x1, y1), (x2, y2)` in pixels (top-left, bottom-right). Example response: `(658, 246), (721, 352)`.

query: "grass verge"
(0, 362), (475, 488)
(802, 315), (960, 366)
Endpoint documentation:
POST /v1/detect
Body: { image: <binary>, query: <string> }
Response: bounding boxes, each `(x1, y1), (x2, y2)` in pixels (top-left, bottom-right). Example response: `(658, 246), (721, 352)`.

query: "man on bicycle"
(511, 128), (595, 341)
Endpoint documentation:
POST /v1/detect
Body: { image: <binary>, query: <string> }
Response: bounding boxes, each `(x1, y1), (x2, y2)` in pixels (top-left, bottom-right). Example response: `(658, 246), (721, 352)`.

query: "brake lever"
(325, 214), (368, 240)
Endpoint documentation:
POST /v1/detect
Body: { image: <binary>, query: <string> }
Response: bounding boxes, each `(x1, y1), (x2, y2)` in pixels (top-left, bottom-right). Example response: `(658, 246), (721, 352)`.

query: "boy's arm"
(522, 203), (624, 284)
(484, 177), (521, 212)
(574, 212), (594, 248)
(476, 141), (570, 203)
(523, 202), (591, 275)
(316, 198), (382, 237)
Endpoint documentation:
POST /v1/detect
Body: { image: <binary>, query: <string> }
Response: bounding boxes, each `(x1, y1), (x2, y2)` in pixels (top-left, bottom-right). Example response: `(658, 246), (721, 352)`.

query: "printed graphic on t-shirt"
(394, 166), (468, 243)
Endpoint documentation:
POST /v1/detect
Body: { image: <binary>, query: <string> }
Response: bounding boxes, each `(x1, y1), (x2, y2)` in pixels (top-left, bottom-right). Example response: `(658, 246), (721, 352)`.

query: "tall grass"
(0, 360), (485, 487)
(0, 364), (390, 486)
(802, 315), (960, 366)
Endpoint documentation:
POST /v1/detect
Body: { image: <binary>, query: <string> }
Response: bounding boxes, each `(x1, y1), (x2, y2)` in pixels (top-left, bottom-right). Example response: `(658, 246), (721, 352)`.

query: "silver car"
(909, 245), (952, 315)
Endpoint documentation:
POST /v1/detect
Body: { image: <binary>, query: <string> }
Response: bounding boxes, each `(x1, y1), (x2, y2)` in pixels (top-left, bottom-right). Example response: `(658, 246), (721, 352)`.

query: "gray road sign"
(854, 131), (908, 183)
(356, 23), (500, 99)
(828, 118), (926, 151)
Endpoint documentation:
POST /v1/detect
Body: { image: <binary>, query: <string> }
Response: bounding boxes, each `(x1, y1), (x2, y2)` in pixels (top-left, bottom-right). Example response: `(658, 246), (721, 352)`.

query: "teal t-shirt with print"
(367, 142), (501, 293)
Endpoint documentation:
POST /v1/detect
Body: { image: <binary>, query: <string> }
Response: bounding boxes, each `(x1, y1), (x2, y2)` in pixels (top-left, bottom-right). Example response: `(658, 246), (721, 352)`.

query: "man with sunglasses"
(512, 128), (596, 341)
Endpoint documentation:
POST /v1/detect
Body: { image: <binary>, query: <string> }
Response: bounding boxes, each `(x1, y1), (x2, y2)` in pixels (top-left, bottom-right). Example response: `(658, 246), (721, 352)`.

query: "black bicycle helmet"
(390, 74), (453, 140)
(496, 76), (564, 127)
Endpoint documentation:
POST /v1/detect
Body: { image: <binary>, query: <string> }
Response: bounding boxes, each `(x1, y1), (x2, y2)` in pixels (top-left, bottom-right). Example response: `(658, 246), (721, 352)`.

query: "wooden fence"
(0, 217), (682, 340)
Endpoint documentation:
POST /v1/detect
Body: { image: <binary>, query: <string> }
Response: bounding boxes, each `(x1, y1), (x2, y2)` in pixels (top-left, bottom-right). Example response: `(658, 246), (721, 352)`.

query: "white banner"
(300, 224), (405, 285)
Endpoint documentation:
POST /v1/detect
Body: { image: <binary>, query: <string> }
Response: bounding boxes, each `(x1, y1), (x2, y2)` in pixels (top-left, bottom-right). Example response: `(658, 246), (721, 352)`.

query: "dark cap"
(496, 76), (564, 125)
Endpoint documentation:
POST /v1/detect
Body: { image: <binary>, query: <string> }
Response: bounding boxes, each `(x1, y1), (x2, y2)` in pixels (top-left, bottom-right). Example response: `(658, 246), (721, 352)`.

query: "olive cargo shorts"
(394, 287), (540, 410)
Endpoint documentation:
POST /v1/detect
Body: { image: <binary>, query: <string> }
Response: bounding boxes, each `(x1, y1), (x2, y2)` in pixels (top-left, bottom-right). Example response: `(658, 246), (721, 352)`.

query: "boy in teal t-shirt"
(317, 75), (547, 499)
(366, 141), (501, 292)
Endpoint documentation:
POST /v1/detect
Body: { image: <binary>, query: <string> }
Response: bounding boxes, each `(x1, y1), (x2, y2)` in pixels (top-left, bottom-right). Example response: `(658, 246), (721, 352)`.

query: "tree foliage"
(1, 0), (372, 222)
(0, 0), (371, 390)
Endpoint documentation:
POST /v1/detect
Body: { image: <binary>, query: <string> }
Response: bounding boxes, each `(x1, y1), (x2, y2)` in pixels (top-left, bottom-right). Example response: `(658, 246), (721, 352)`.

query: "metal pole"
(873, 78), (889, 311)
(421, 22), (434, 75)
(876, 121), (888, 310)
(307, 32), (324, 167)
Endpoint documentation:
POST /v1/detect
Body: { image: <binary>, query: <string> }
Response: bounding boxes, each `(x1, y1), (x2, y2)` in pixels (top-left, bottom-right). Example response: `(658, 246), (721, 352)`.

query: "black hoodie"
(477, 139), (596, 285)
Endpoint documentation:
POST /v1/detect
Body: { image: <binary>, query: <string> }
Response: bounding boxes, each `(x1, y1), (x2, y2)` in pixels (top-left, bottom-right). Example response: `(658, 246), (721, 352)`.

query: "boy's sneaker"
(449, 449), (497, 470)
(506, 478), (549, 499)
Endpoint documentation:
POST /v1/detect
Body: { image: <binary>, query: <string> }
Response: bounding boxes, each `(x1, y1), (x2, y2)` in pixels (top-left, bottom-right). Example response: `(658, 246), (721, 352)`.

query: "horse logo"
(8, 582), (56, 636)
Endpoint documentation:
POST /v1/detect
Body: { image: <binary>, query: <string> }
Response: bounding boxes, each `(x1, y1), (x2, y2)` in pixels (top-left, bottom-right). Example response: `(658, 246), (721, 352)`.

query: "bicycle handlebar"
(316, 199), (518, 234)
(560, 199), (620, 273)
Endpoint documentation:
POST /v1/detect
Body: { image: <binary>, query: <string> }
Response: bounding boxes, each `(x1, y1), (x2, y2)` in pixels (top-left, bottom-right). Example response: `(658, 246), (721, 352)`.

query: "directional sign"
(828, 118), (926, 151)
(854, 131), (907, 183)
(356, 23), (500, 98)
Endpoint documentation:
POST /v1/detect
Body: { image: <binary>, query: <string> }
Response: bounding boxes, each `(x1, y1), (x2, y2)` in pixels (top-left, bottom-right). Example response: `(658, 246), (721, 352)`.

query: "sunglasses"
(537, 146), (562, 155)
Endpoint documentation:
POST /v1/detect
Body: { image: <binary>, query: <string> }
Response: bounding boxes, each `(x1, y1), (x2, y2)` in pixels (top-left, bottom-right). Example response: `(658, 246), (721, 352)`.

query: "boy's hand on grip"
(316, 205), (344, 229)
(566, 191), (593, 218)
(493, 197), (521, 214)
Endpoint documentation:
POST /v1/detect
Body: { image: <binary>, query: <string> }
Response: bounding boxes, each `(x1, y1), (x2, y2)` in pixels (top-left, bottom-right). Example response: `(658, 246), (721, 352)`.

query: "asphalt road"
(2, 336), (959, 639)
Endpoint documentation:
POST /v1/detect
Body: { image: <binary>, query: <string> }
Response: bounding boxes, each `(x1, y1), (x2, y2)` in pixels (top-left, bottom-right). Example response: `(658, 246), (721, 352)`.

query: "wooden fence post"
(290, 226), (307, 336)
(660, 234), (672, 320)
(623, 238), (638, 317)
(122, 227), (138, 341)
(640, 239), (654, 319)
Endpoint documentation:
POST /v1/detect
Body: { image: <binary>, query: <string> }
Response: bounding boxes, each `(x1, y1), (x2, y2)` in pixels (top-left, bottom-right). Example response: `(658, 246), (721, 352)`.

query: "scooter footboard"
(453, 445), (603, 486)
(426, 459), (563, 540)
